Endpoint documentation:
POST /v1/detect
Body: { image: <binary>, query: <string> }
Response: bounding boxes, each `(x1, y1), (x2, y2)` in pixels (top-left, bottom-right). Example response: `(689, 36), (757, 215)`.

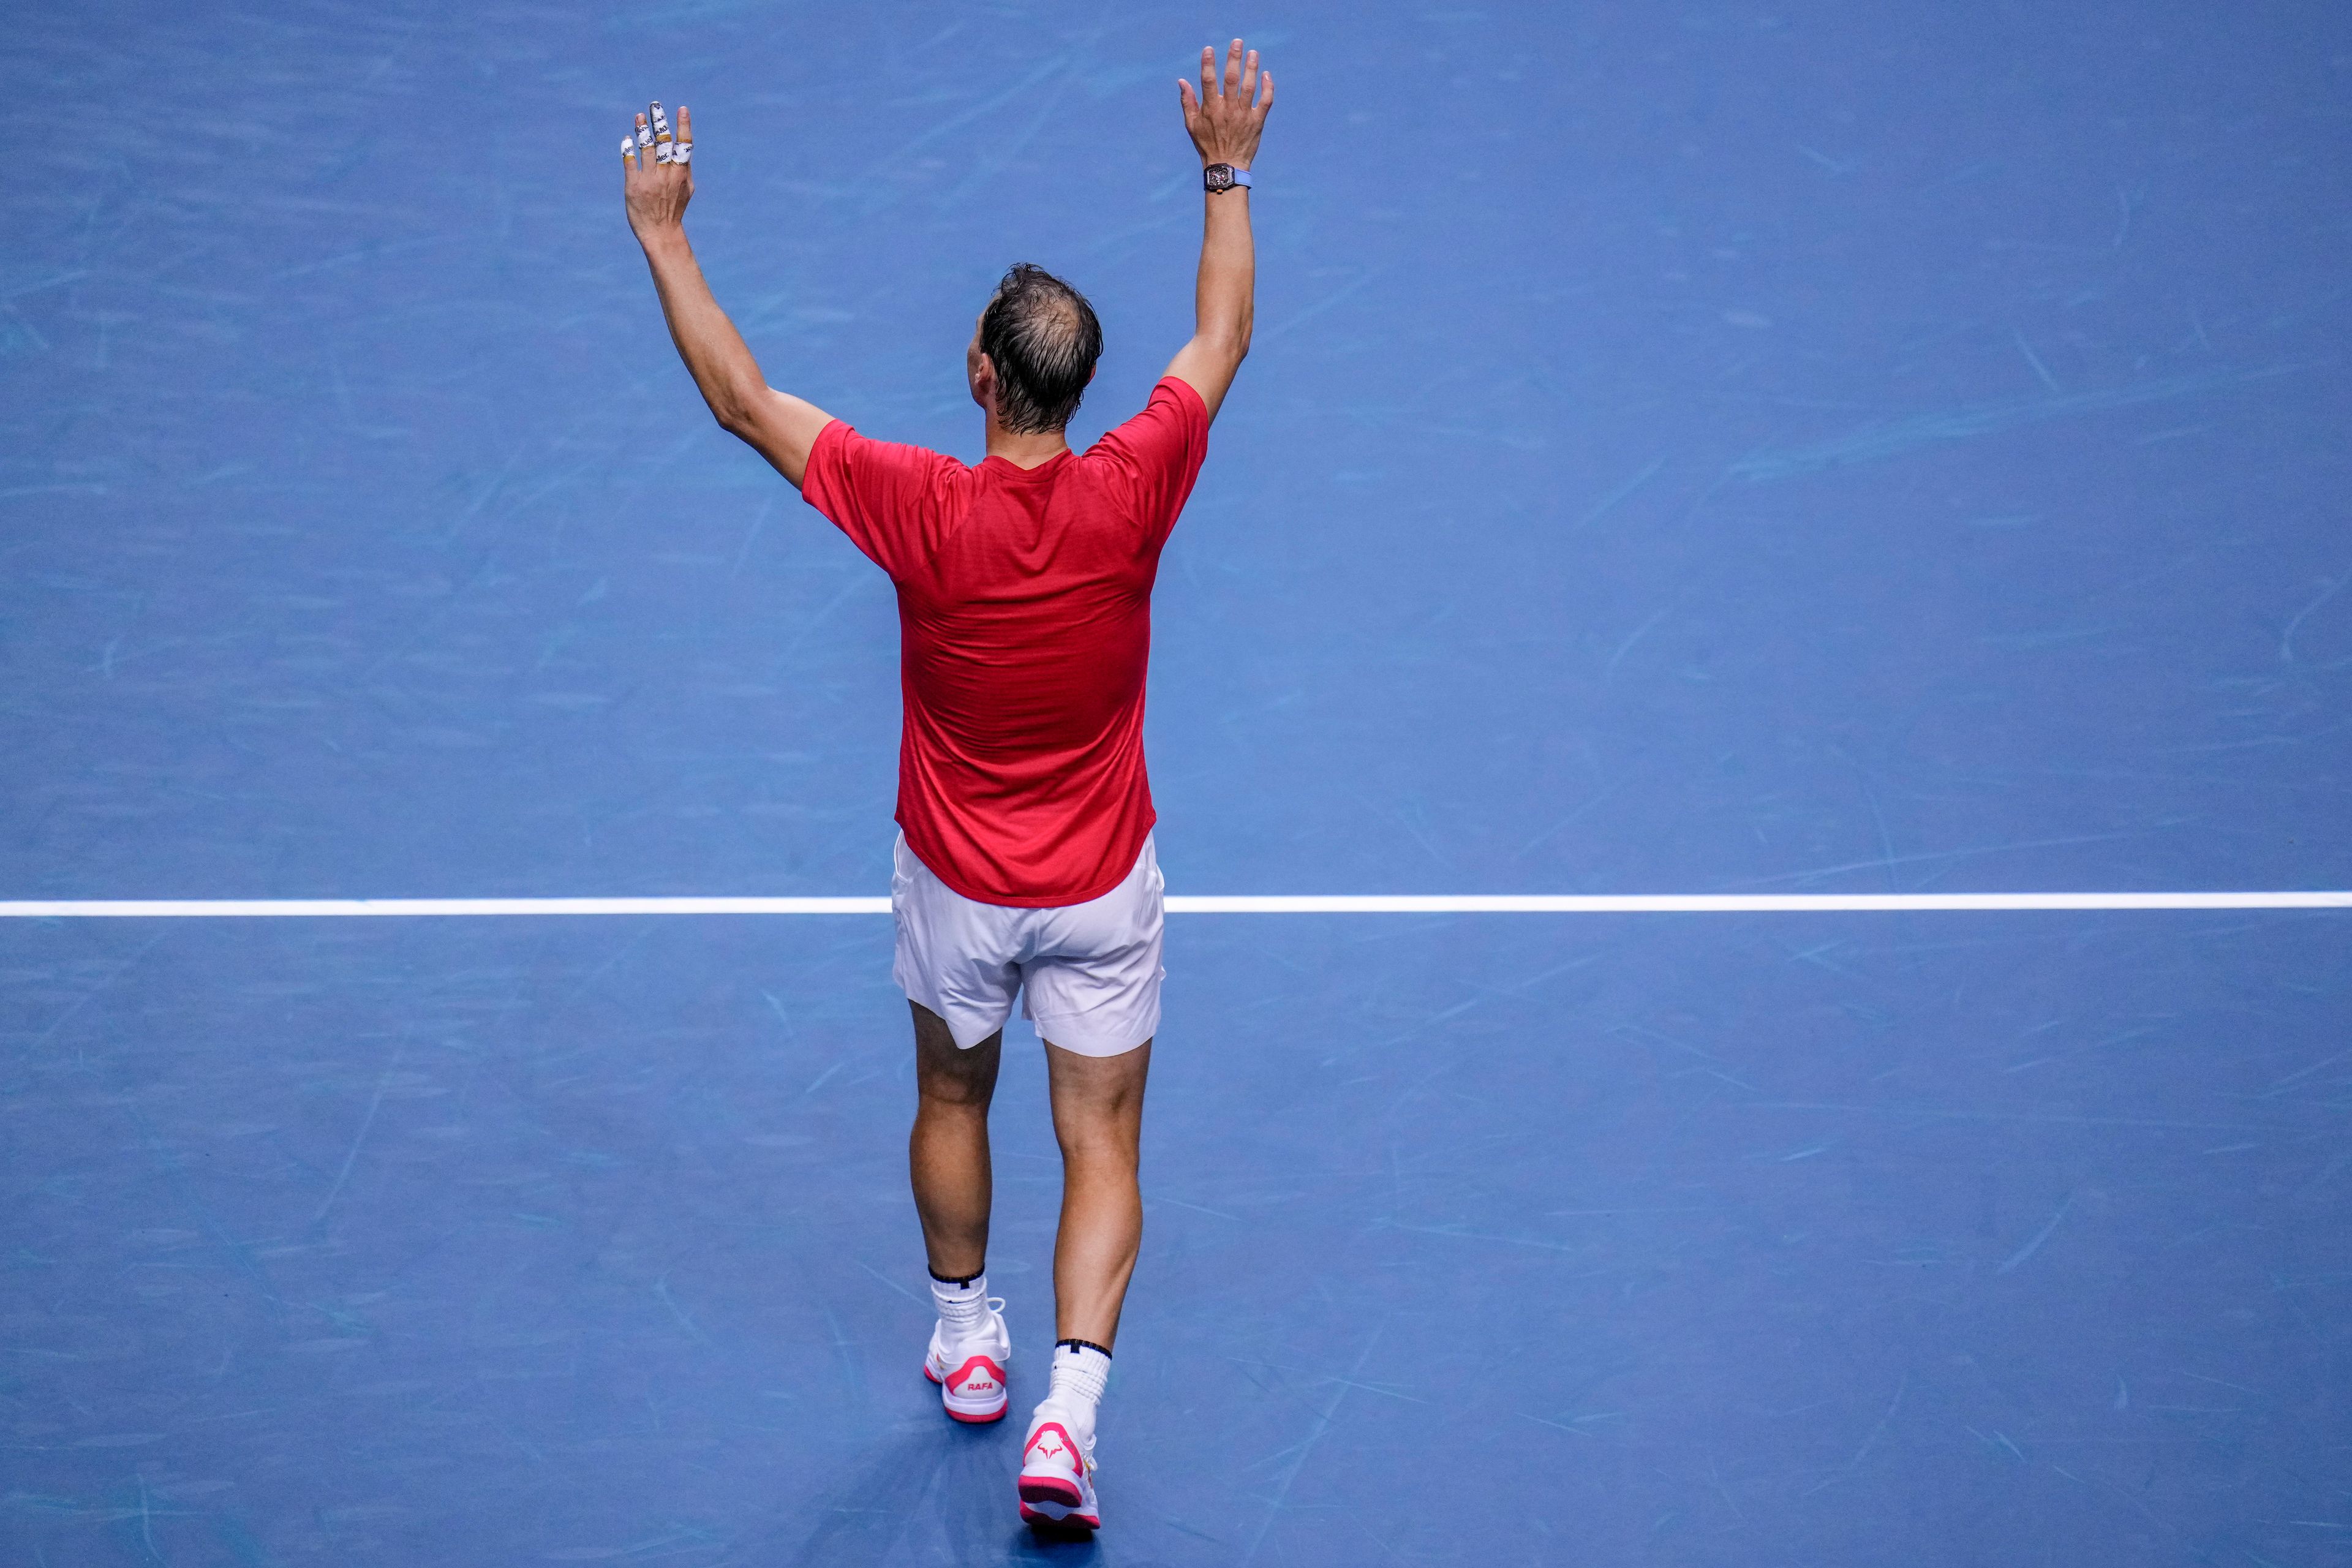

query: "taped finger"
(670, 139), (692, 165)
(622, 133), (638, 167)
(647, 100), (673, 147)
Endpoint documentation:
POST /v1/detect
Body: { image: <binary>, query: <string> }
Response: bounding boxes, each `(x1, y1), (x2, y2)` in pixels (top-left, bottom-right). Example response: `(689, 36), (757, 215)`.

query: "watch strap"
(1204, 163), (1254, 192)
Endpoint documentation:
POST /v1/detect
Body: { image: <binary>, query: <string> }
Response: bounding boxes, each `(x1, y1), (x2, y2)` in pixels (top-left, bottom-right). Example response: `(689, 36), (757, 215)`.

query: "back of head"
(979, 263), (1103, 435)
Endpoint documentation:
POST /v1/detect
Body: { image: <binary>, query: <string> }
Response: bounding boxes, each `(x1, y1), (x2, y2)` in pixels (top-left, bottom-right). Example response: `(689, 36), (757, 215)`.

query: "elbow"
(711, 391), (760, 437)
(709, 375), (771, 438)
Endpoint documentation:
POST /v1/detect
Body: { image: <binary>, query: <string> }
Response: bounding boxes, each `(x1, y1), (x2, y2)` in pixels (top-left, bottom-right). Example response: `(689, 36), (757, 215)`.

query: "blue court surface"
(5, 3), (2349, 1564)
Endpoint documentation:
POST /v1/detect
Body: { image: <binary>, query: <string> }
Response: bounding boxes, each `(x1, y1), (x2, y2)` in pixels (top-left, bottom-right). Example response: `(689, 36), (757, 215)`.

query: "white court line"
(0, 892), (2346, 918)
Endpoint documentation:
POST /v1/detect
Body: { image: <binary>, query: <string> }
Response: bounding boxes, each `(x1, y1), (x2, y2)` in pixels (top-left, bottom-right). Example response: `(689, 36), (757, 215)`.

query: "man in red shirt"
(622, 40), (1272, 1532)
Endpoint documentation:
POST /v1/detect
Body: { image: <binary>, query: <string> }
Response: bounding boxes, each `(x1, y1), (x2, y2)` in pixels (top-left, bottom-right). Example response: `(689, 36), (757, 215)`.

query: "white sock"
(1045, 1340), (1111, 1445)
(930, 1271), (989, 1338)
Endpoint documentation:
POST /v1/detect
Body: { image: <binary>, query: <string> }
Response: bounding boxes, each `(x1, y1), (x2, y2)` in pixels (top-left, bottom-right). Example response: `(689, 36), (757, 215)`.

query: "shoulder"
(802, 422), (976, 560)
(816, 420), (968, 473)
(1084, 378), (1210, 465)
(809, 421), (972, 495)
(1150, 375), (1210, 426)
(1121, 376), (1208, 433)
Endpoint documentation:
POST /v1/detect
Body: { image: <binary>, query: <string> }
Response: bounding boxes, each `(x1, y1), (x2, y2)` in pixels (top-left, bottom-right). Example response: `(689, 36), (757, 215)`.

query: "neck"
(984, 415), (1071, 469)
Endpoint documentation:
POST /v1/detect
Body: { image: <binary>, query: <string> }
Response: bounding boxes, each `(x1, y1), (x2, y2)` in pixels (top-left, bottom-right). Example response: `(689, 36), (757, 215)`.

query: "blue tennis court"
(6, 2), (2348, 1563)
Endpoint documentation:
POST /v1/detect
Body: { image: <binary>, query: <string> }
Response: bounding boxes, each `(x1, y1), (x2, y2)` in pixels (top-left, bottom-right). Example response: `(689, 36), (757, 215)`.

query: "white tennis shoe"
(921, 1296), (1011, 1423)
(1017, 1401), (1100, 1531)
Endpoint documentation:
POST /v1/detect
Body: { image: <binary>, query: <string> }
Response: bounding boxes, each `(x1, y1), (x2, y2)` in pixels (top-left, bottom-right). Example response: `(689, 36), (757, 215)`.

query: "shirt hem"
(897, 813), (1158, 909)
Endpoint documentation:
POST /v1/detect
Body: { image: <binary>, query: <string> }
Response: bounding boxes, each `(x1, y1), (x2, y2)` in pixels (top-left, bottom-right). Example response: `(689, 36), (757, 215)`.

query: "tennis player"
(622, 39), (1272, 1531)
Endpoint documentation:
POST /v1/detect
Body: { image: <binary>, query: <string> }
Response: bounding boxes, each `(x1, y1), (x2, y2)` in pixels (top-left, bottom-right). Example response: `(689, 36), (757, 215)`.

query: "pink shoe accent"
(1022, 1420), (1085, 1475)
(931, 1353), (1008, 1422)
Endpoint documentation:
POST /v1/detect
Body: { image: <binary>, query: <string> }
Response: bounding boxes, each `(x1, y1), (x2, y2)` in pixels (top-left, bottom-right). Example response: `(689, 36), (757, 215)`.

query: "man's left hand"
(624, 103), (695, 241)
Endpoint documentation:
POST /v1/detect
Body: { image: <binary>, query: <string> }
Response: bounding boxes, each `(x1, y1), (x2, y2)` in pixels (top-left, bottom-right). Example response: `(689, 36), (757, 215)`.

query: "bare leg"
(1044, 1038), (1152, 1346)
(910, 1001), (1002, 1280)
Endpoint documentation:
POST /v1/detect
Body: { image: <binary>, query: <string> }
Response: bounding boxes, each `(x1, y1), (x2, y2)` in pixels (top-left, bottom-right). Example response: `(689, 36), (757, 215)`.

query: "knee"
(1054, 1114), (1140, 1169)
(914, 1017), (1000, 1112)
(918, 1067), (995, 1113)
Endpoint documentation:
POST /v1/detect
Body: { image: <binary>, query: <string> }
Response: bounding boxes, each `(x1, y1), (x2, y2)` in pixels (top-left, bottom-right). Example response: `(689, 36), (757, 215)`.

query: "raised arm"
(623, 105), (832, 488)
(1165, 40), (1273, 423)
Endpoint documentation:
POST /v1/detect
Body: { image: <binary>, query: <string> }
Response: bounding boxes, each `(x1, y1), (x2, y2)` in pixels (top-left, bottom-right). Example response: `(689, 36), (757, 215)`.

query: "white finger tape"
(647, 100), (671, 141)
(622, 134), (638, 159)
(654, 140), (673, 164)
(672, 140), (692, 165)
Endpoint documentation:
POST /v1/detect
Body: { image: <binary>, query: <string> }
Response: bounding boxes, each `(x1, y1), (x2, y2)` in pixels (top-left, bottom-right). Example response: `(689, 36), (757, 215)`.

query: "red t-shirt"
(801, 376), (1210, 906)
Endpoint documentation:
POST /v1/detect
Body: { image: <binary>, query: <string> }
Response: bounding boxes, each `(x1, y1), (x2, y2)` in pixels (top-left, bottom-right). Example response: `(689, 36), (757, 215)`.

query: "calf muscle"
(1046, 1039), (1152, 1346)
(910, 1003), (1001, 1280)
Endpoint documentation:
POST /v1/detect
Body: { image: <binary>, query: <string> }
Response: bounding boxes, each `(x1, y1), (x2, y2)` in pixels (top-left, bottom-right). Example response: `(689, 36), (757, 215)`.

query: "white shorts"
(890, 832), (1165, 1057)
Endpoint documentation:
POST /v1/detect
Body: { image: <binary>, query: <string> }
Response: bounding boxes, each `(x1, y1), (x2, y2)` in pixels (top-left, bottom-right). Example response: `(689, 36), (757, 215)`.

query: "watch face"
(1205, 165), (1232, 192)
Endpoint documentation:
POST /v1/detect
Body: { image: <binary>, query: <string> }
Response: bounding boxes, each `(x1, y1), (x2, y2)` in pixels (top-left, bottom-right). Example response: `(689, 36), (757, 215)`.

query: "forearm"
(638, 228), (767, 432)
(1193, 190), (1254, 355)
(622, 106), (830, 485)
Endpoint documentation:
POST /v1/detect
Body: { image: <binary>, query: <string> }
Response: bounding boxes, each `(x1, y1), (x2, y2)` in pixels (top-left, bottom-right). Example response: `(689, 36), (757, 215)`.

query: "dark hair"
(978, 263), (1102, 434)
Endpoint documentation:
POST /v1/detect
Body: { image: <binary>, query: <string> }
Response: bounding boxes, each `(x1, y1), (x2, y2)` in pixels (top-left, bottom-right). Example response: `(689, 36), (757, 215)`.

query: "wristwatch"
(1202, 163), (1253, 193)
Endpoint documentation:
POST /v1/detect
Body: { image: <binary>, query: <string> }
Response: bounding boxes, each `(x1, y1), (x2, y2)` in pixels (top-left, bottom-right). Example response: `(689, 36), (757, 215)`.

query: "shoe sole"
(922, 1361), (1008, 1423)
(1019, 1474), (1098, 1529)
(1019, 1476), (1086, 1510)
(1019, 1499), (1099, 1532)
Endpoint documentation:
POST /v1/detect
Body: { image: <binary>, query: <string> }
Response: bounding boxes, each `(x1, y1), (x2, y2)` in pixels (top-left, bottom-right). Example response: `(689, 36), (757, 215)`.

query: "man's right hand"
(1179, 40), (1272, 169)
